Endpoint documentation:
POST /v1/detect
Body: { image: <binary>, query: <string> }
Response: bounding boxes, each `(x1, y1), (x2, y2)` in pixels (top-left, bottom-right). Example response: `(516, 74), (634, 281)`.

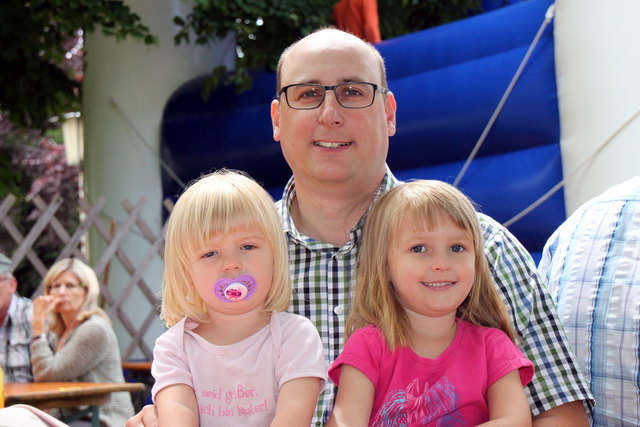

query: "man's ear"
(270, 99), (281, 142)
(385, 91), (397, 137)
(8, 276), (17, 293)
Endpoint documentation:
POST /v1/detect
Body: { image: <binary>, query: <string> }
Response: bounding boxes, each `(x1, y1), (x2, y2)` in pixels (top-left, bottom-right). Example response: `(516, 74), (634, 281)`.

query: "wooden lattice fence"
(0, 193), (167, 360)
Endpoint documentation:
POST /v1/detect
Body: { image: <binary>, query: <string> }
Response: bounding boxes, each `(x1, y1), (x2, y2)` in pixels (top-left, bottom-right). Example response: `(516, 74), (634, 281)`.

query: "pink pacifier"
(213, 274), (257, 303)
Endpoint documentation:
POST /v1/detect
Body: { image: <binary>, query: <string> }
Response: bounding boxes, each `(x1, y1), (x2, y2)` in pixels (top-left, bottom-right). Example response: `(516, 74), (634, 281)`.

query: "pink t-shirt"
(329, 318), (534, 426)
(152, 311), (327, 426)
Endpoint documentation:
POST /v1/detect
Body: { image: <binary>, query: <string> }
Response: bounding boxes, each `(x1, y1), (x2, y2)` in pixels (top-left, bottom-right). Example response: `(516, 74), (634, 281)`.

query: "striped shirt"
(278, 167), (593, 425)
(539, 176), (640, 426)
(0, 294), (33, 382)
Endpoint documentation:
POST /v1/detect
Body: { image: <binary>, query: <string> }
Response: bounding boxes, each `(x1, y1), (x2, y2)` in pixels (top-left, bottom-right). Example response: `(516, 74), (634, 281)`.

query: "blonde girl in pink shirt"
(327, 180), (533, 426)
(152, 170), (326, 427)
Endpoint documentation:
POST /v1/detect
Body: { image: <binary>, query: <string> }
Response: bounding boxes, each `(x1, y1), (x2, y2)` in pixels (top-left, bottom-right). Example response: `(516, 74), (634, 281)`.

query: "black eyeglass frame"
(277, 81), (389, 110)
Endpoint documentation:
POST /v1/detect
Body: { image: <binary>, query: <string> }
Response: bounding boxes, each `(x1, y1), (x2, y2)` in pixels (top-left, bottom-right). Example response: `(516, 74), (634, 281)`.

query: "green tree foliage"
(0, 0), (157, 131)
(173, 0), (485, 96)
(378, 0), (485, 39)
(0, 1), (157, 293)
(173, 0), (336, 95)
(0, 113), (81, 296)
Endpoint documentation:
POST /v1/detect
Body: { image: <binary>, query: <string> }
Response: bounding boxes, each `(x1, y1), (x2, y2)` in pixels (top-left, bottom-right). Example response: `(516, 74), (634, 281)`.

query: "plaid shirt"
(277, 167), (593, 425)
(539, 176), (640, 426)
(0, 294), (33, 382)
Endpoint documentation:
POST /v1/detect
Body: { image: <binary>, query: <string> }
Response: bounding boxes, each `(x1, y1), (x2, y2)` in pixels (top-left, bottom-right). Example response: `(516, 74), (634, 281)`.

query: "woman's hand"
(32, 295), (59, 335)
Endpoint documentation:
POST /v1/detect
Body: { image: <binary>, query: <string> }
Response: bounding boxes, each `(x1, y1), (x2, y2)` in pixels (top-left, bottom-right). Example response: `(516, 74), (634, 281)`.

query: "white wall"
(555, 0), (640, 214)
(83, 0), (234, 358)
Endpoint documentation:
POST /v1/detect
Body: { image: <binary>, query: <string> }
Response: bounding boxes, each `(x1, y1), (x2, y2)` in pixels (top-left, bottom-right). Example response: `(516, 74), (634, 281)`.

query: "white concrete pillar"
(83, 0), (234, 357)
(554, 0), (640, 214)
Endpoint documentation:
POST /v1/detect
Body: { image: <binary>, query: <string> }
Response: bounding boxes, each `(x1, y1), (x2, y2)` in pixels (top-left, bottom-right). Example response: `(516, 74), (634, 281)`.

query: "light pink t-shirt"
(152, 311), (327, 426)
(329, 319), (534, 426)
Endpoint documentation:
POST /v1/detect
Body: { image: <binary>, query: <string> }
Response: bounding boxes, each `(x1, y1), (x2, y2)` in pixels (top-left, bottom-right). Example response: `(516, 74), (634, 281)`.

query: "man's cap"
(0, 253), (13, 276)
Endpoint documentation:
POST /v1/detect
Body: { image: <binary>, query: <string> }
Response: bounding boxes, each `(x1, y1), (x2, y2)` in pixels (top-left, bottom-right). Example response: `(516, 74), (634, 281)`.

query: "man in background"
(539, 176), (640, 426)
(0, 252), (33, 382)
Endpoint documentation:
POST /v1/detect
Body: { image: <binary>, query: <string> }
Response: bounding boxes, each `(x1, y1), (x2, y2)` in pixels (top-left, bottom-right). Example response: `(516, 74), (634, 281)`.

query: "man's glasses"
(47, 282), (85, 293)
(278, 81), (388, 110)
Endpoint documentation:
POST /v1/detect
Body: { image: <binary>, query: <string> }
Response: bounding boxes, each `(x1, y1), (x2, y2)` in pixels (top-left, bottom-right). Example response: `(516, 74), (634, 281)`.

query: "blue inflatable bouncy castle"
(161, 0), (562, 261)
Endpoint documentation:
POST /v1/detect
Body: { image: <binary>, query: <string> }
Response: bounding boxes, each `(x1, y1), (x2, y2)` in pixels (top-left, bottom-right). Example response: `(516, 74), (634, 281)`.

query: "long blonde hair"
(43, 258), (110, 336)
(346, 180), (515, 349)
(161, 169), (291, 327)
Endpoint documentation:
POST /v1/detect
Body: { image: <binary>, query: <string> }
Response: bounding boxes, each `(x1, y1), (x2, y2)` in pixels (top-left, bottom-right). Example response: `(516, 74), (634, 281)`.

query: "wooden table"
(5, 381), (145, 426)
(122, 361), (153, 411)
(121, 360), (152, 372)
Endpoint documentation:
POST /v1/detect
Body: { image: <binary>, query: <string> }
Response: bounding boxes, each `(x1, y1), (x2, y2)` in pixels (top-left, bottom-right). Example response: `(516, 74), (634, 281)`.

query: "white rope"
(109, 97), (186, 189)
(453, 4), (556, 187)
(503, 105), (640, 227)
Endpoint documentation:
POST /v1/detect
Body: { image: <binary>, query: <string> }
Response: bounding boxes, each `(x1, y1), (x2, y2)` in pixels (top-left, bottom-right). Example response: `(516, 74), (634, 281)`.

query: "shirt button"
(334, 305), (344, 315)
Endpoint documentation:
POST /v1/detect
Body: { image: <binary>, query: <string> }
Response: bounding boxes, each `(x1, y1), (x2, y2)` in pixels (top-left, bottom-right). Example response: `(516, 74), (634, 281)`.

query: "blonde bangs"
(400, 183), (478, 234)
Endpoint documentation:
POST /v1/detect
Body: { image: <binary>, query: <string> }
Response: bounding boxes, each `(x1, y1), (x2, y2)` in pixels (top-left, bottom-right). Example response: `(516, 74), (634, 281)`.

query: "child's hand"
(125, 404), (158, 427)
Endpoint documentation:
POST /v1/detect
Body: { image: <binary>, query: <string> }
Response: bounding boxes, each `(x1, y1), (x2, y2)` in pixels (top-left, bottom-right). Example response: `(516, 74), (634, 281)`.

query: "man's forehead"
(292, 31), (368, 60)
(301, 28), (361, 46)
(282, 35), (378, 83)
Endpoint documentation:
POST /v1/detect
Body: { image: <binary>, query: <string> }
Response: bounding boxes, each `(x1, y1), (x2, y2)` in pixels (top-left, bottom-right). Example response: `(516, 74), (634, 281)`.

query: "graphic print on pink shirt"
(371, 376), (464, 426)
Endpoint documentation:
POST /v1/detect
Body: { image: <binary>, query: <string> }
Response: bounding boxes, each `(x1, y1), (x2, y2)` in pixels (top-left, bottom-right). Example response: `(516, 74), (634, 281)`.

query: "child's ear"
(385, 263), (395, 290)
